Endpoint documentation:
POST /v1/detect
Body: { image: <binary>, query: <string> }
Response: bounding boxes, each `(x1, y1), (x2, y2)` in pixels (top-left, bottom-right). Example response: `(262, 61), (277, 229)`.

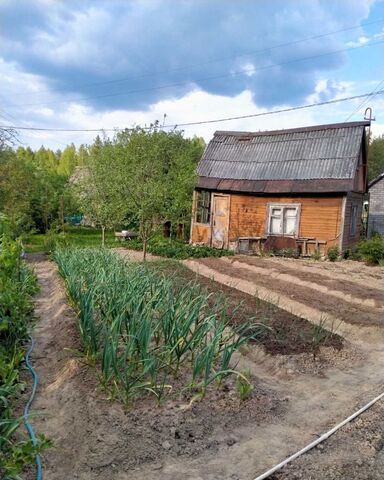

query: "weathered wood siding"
(341, 192), (364, 251)
(228, 195), (343, 248)
(190, 192), (364, 252)
(191, 223), (211, 244)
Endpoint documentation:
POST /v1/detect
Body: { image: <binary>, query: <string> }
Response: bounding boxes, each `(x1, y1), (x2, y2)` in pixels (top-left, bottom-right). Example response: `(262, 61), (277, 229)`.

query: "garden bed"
(146, 260), (343, 356)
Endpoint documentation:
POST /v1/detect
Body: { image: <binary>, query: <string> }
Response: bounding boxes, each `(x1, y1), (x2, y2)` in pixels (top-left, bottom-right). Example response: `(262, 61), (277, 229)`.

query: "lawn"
(23, 226), (117, 253)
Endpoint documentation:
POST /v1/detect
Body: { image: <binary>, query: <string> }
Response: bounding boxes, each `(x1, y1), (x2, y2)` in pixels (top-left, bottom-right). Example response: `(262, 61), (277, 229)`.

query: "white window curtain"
(268, 204), (300, 236)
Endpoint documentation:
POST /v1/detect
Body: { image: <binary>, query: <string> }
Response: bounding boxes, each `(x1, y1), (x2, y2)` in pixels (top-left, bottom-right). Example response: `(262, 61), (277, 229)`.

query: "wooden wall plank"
(228, 195), (344, 248)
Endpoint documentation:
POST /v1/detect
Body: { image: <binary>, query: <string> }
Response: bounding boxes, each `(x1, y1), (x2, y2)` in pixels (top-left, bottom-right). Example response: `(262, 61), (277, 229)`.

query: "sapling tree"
(72, 137), (126, 246)
(114, 126), (168, 259)
(113, 125), (204, 258)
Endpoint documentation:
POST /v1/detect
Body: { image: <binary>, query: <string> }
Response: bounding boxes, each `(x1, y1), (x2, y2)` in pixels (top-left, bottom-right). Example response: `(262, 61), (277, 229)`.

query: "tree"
(368, 135), (384, 182)
(0, 148), (35, 233)
(57, 144), (78, 177)
(113, 126), (204, 258)
(73, 137), (126, 246)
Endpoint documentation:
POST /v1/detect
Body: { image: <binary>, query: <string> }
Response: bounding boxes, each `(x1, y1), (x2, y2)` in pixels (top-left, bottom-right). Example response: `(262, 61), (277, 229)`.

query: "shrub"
(327, 246), (339, 262)
(0, 227), (49, 478)
(125, 237), (234, 259)
(356, 234), (384, 265)
(311, 249), (322, 261)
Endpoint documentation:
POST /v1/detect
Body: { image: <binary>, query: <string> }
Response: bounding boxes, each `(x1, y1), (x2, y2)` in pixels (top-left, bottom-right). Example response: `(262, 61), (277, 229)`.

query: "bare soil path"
(28, 254), (384, 480)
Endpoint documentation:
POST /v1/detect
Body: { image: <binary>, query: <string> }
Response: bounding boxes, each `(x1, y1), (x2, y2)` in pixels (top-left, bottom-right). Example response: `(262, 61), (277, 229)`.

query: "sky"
(0, 0), (383, 150)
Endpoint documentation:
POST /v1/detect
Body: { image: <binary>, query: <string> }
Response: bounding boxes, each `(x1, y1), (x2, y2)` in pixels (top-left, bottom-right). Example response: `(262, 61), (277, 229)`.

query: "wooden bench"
(237, 236), (266, 254)
(296, 237), (327, 256)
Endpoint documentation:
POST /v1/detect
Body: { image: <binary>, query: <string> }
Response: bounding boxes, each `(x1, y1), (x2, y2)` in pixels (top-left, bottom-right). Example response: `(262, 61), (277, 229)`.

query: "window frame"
(194, 190), (212, 225)
(266, 203), (301, 237)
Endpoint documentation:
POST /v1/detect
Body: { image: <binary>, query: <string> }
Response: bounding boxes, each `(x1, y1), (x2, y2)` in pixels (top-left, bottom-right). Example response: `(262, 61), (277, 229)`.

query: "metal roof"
(198, 122), (369, 187)
(368, 172), (384, 189)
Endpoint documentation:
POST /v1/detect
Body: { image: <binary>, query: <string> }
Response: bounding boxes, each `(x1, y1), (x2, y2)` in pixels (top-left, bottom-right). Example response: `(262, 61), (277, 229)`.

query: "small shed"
(190, 121), (369, 255)
(367, 172), (384, 237)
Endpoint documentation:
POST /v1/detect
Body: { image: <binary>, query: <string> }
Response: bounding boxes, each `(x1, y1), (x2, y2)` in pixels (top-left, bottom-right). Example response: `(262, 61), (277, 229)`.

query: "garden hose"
(253, 390), (384, 480)
(23, 336), (43, 480)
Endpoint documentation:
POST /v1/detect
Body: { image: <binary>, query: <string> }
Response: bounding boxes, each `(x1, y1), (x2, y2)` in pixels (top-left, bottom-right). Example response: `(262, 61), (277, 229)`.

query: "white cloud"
(1, 57), (383, 150)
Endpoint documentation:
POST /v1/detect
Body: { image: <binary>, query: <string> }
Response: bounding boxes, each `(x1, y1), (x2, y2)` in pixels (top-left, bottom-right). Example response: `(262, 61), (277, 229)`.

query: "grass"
(23, 227), (234, 259)
(23, 226), (116, 253)
(122, 237), (234, 259)
(54, 248), (264, 406)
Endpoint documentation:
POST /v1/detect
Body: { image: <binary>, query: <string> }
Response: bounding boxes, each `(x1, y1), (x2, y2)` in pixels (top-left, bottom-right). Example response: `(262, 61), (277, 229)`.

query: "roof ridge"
(368, 172), (384, 188)
(214, 121), (370, 138)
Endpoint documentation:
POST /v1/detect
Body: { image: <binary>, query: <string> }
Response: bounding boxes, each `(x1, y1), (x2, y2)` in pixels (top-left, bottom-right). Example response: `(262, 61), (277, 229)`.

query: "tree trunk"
(143, 236), (148, 261)
(101, 225), (105, 247)
(176, 223), (184, 240)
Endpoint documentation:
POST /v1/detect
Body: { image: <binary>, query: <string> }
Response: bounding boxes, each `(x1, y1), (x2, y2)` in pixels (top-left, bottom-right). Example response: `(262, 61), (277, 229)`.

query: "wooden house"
(190, 121), (370, 255)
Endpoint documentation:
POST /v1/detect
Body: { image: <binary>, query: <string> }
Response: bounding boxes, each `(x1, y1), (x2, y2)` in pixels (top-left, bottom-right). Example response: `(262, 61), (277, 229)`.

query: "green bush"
(125, 237), (234, 259)
(356, 235), (384, 265)
(0, 224), (49, 478)
(311, 249), (322, 261)
(327, 246), (340, 262)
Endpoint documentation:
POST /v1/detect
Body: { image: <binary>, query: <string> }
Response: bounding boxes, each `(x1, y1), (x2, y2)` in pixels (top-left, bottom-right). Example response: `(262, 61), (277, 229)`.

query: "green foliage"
(54, 248), (263, 405)
(0, 145), (81, 235)
(356, 234), (384, 265)
(311, 249), (322, 261)
(71, 126), (204, 254)
(112, 126), (204, 256)
(0, 220), (49, 479)
(327, 246), (339, 262)
(236, 370), (254, 401)
(274, 248), (299, 258)
(310, 318), (340, 360)
(368, 135), (384, 182)
(23, 226), (117, 253)
(125, 237), (233, 259)
(72, 136), (126, 246)
(43, 230), (69, 254)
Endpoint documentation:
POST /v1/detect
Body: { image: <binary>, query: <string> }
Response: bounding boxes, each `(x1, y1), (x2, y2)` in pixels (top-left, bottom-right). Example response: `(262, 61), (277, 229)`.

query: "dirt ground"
(192, 257), (383, 327)
(271, 399), (384, 480)
(26, 254), (384, 480)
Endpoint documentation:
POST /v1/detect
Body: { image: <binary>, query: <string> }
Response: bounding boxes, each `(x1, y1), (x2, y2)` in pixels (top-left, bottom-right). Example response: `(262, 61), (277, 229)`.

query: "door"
(211, 195), (229, 249)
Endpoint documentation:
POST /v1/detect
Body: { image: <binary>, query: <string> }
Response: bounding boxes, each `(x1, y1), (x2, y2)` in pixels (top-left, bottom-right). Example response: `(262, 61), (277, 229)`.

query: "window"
(350, 204), (358, 237)
(267, 204), (300, 236)
(195, 190), (211, 224)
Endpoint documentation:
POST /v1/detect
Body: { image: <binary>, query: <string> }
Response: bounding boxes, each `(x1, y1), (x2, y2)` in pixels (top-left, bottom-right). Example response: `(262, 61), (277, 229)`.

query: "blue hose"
(23, 335), (43, 480)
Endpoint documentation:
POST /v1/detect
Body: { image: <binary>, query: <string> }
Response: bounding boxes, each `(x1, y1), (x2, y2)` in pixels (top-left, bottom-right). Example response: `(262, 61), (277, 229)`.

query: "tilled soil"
(267, 256), (384, 287)
(237, 256), (384, 306)
(147, 260), (343, 356)
(26, 254), (384, 480)
(197, 257), (383, 327)
(26, 256), (283, 480)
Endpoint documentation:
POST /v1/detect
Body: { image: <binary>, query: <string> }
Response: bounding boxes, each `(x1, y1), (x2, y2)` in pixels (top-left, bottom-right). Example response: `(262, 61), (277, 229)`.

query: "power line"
(2, 89), (382, 133)
(5, 39), (384, 110)
(344, 79), (384, 121)
(8, 18), (384, 99)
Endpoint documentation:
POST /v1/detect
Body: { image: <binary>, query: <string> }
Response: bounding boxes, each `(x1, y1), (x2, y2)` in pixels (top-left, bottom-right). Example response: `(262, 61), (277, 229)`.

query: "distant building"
(190, 121), (370, 255)
(368, 172), (384, 237)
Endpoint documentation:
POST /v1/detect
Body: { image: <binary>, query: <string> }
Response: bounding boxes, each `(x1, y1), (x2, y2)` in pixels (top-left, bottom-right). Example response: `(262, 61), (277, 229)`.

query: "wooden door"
(211, 195), (229, 249)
